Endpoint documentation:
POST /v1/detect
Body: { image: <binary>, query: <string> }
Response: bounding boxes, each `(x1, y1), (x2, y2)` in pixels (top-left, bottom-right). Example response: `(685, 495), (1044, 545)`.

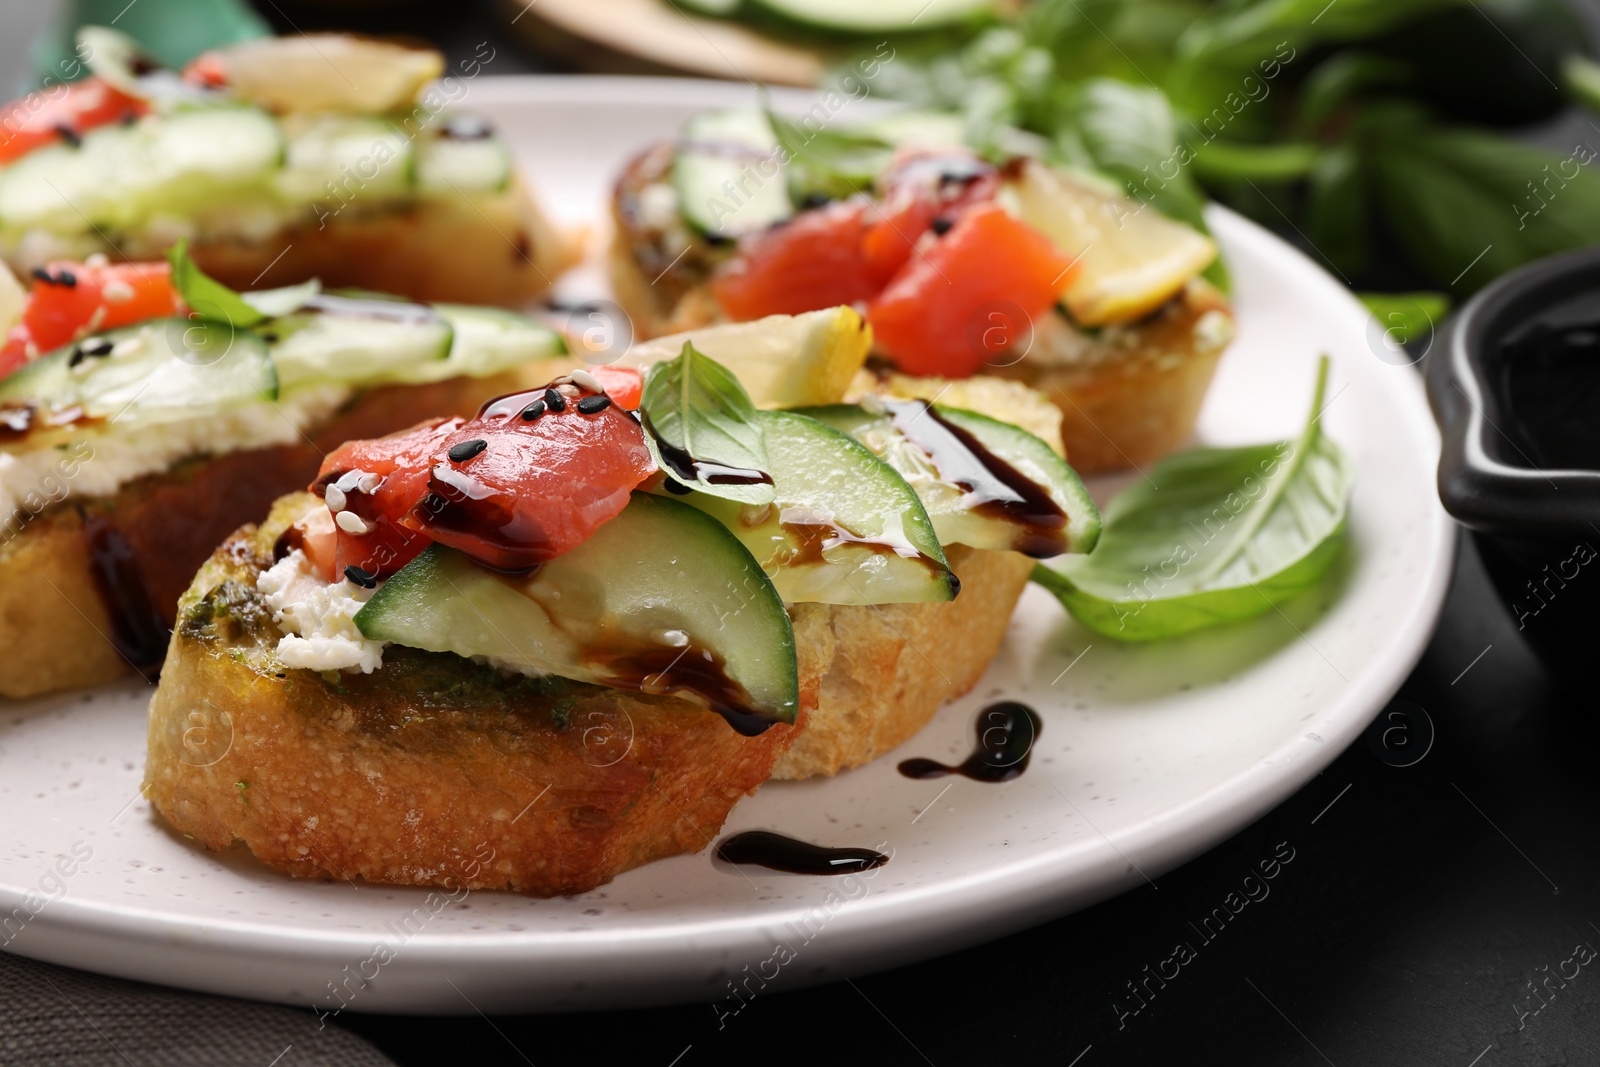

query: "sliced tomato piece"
(182, 52), (231, 90)
(24, 260), (185, 354)
(587, 365), (643, 409)
(312, 417), (464, 580)
(407, 385), (657, 571)
(710, 200), (878, 321)
(284, 505), (340, 583)
(862, 152), (1000, 289)
(0, 325), (30, 380)
(0, 78), (148, 166)
(868, 204), (1076, 378)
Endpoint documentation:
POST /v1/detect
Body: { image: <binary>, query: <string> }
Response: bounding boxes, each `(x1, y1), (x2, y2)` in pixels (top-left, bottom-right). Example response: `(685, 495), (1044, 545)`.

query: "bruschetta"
(609, 109), (1234, 474)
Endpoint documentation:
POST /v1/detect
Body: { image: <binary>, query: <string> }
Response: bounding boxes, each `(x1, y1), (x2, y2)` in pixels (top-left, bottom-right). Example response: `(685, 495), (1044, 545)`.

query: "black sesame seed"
(519, 399), (546, 421)
(29, 268), (50, 284)
(54, 124), (81, 148)
(344, 565), (378, 588)
(447, 438), (488, 463)
(66, 337), (111, 368)
(576, 394), (612, 414)
(801, 192), (833, 210)
(259, 332), (279, 343)
(55, 268), (76, 288)
(930, 216), (954, 236)
(544, 387), (566, 412)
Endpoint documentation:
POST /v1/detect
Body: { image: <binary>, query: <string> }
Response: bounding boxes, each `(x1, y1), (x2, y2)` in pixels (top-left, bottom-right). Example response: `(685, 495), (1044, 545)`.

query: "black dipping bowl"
(1427, 246), (1600, 670)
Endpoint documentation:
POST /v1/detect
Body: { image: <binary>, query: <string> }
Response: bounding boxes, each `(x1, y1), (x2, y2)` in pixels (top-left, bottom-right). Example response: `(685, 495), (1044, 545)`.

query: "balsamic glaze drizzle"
(898, 701), (1041, 783)
(716, 831), (888, 875)
(884, 399), (1070, 558)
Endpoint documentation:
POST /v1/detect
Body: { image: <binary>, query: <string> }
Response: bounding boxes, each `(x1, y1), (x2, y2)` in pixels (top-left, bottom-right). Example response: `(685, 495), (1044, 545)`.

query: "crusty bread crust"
(188, 180), (577, 308)
(776, 546), (1035, 779)
(996, 280), (1232, 475)
(0, 368), (559, 701)
(607, 202), (721, 339)
(145, 492), (1034, 892)
(147, 498), (803, 896)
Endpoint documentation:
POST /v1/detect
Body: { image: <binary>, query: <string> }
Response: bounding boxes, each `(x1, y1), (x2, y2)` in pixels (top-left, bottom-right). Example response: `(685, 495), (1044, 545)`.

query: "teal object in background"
(30, 0), (270, 86)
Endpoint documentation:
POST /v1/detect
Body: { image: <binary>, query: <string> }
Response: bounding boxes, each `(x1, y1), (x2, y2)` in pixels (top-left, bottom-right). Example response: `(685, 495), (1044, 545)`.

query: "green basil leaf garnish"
(1033, 355), (1353, 639)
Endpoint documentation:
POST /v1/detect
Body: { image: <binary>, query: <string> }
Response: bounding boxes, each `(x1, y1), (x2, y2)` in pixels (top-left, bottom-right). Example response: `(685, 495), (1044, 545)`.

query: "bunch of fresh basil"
(853, 0), (1600, 307)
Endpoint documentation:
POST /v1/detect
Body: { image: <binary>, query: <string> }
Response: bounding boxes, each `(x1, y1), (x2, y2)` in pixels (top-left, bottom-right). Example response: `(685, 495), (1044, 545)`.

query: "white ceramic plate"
(0, 78), (1454, 1013)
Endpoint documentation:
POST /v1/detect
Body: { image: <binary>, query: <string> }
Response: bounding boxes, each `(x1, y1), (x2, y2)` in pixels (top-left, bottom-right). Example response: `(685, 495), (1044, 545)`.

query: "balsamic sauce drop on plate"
(716, 831), (888, 875)
(898, 701), (1041, 783)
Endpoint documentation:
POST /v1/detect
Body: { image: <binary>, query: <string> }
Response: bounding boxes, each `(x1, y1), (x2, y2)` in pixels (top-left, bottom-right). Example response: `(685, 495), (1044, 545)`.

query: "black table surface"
(232, 3), (1600, 1063)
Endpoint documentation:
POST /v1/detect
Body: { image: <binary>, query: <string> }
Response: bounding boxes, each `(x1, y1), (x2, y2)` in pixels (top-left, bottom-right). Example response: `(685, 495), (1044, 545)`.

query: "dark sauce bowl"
(1426, 246), (1600, 669)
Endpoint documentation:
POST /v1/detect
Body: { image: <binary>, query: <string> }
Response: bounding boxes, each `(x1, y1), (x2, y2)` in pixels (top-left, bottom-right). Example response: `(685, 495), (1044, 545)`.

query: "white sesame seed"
(101, 279), (135, 303)
(557, 383), (580, 397)
(85, 253), (108, 268)
(569, 368), (603, 393)
(335, 510), (370, 535)
(356, 472), (382, 494)
(324, 485), (346, 512)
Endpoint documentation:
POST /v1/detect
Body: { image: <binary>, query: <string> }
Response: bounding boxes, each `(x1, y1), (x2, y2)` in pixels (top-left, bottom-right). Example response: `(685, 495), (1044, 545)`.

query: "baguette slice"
(146, 492), (1036, 892)
(0, 365), (566, 701)
(182, 179), (577, 309)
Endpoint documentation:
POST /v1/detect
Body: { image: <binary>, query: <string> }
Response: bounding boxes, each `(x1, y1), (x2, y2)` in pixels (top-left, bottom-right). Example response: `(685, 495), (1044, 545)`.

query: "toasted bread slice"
(146, 490), (1035, 892)
(776, 545), (1034, 779)
(606, 143), (1233, 475)
(0, 367), (568, 701)
(184, 179), (577, 309)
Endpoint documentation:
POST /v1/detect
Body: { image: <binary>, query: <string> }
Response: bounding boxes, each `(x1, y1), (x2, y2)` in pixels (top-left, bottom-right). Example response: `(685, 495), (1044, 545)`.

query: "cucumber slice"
(139, 107), (285, 197)
(750, 0), (991, 33)
(264, 294), (452, 390)
(679, 0), (744, 13)
(801, 400), (1100, 558)
(416, 304), (567, 383)
(0, 320), (275, 445)
(0, 108), (284, 235)
(674, 109), (794, 237)
(415, 132), (512, 196)
(0, 123), (142, 233)
(680, 410), (953, 604)
(276, 115), (412, 207)
(354, 493), (799, 729)
(853, 110), (969, 152)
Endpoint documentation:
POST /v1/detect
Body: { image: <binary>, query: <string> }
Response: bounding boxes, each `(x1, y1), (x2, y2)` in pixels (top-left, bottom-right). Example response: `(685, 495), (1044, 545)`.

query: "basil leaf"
(640, 342), (775, 506)
(1033, 356), (1352, 640)
(166, 238), (265, 328)
(767, 107), (895, 202)
(1368, 110), (1600, 292)
(1358, 291), (1449, 350)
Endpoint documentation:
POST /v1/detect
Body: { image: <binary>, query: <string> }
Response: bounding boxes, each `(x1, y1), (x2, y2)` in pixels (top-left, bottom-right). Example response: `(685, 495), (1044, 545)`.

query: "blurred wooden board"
(505, 0), (832, 86)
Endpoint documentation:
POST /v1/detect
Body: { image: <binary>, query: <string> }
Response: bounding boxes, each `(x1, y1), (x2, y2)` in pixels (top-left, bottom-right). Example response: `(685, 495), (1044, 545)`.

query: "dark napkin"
(0, 949), (395, 1067)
